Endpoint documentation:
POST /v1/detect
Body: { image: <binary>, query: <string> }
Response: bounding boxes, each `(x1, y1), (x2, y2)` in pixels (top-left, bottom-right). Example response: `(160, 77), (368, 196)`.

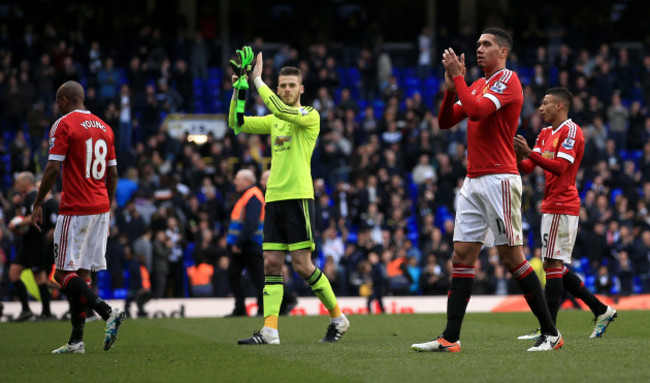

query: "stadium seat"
(402, 67), (417, 79)
(3, 175), (12, 189)
(585, 275), (596, 292)
(334, 88), (342, 104)
(113, 288), (128, 300)
(97, 270), (112, 299)
(435, 206), (453, 231)
(404, 76), (421, 90)
(407, 231), (419, 244)
(335, 66), (348, 87)
(116, 68), (128, 86)
(373, 99), (385, 119)
(579, 257), (591, 275)
(423, 77), (439, 94)
(610, 188), (623, 204)
(632, 276), (643, 294)
(347, 67), (361, 86)
(549, 67), (558, 86)
(207, 67), (221, 79)
(347, 230), (358, 244)
(2, 131), (15, 142)
(184, 242), (196, 267)
(392, 67), (404, 82)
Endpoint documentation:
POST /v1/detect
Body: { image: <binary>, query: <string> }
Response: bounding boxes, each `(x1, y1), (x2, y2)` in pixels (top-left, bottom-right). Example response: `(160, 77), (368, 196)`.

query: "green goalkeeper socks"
(263, 275), (284, 321)
(306, 269), (339, 313)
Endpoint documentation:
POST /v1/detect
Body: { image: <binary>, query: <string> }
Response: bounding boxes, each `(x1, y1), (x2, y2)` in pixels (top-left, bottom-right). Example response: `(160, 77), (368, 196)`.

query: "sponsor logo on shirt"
(562, 137), (575, 150)
(490, 81), (507, 94)
(274, 136), (292, 146)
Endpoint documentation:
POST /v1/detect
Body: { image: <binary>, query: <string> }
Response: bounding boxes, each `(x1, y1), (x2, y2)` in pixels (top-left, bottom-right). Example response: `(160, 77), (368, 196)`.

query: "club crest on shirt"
(299, 107), (308, 116)
(562, 137), (575, 150)
(553, 137), (559, 147)
(490, 81), (507, 94)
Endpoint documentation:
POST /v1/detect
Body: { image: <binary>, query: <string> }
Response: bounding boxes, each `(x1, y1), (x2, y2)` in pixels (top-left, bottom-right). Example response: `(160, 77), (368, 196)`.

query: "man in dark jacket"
(226, 169), (265, 316)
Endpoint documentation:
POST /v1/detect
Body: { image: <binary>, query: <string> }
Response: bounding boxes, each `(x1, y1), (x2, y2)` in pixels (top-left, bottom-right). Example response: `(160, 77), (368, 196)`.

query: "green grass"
(1, 310), (649, 382)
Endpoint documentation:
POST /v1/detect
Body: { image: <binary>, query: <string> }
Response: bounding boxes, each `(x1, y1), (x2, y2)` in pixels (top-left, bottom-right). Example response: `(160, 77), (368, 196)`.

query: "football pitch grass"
(1, 310), (648, 382)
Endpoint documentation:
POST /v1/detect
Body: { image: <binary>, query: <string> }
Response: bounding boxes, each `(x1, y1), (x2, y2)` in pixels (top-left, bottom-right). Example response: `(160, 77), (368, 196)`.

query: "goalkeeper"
(229, 48), (350, 345)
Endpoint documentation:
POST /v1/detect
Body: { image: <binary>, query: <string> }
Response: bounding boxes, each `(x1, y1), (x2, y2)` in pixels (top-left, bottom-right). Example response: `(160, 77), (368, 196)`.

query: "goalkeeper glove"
(230, 46), (254, 133)
(229, 46), (254, 84)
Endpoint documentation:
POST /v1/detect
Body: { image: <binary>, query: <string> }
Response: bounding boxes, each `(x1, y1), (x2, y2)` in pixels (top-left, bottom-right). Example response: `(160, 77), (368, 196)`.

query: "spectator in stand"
(97, 57), (118, 103)
(173, 60), (194, 113)
(606, 93), (629, 151)
(417, 27), (433, 78)
(595, 265), (614, 295)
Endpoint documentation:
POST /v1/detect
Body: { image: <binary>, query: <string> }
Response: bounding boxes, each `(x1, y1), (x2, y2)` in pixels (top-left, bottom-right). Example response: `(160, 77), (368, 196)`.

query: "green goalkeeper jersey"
(228, 84), (320, 202)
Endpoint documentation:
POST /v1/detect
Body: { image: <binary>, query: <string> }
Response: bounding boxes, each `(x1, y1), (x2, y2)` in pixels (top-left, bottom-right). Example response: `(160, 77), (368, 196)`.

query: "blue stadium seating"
(422, 77), (439, 95)
(97, 270), (113, 299)
(346, 230), (358, 244)
(633, 276), (643, 294)
(549, 67), (559, 86)
(610, 188), (623, 204)
(585, 275), (596, 292)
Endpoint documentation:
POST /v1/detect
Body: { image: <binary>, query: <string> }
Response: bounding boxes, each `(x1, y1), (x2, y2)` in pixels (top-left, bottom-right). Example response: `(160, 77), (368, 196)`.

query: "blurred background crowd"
(1, 1), (650, 306)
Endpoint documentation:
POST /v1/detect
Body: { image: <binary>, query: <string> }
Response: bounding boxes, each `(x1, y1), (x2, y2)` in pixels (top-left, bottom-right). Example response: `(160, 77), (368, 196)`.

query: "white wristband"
(253, 77), (265, 89)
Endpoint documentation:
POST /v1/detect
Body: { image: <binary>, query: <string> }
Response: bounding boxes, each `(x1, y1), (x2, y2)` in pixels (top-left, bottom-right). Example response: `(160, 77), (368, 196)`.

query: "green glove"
(229, 46), (255, 134)
(229, 46), (254, 77)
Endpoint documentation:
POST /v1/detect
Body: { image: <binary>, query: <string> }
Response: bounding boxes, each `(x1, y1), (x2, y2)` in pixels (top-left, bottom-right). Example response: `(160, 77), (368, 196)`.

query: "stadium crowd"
(1, 8), (650, 307)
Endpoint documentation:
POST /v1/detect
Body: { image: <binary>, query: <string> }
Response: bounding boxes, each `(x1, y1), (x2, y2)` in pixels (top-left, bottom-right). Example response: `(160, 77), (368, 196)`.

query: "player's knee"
(264, 256), (283, 274)
(451, 250), (477, 265)
(452, 242), (482, 264)
(8, 264), (23, 281)
(291, 260), (314, 279)
(544, 258), (563, 268)
(54, 270), (75, 285)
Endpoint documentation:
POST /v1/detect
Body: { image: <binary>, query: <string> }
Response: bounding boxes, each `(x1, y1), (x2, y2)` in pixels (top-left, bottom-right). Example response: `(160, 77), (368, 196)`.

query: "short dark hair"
(546, 87), (573, 110)
(279, 66), (302, 82)
(482, 27), (513, 51)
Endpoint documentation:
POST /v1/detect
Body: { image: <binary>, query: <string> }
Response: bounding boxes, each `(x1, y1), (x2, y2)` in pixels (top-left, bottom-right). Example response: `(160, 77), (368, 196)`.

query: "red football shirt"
(532, 119), (584, 216)
(440, 68), (523, 177)
(48, 109), (117, 215)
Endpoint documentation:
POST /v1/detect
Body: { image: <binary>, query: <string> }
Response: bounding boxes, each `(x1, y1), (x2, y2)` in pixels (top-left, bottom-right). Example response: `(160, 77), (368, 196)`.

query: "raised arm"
(453, 76), (497, 120)
(438, 90), (468, 129)
(228, 73), (272, 135)
(441, 48), (497, 121)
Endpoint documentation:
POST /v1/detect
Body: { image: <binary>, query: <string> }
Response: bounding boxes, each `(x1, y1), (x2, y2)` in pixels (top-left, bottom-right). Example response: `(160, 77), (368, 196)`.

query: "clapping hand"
(513, 135), (532, 159)
(442, 48), (465, 92)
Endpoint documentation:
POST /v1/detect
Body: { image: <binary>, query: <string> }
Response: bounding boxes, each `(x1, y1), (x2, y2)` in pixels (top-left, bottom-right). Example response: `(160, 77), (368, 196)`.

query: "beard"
(282, 93), (299, 106)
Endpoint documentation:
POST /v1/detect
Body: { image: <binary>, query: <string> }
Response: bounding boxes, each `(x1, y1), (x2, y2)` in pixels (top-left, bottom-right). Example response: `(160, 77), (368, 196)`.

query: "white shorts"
(541, 213), (578, 264)
(453, 174), (523, 246)
(54, 213), (110, 272)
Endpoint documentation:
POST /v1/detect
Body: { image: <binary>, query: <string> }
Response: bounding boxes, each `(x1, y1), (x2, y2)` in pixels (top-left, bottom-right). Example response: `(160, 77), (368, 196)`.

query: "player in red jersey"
(411, 28), (561, 353)
(514, 87), (617, 341)
(31, 81), (126, 354)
